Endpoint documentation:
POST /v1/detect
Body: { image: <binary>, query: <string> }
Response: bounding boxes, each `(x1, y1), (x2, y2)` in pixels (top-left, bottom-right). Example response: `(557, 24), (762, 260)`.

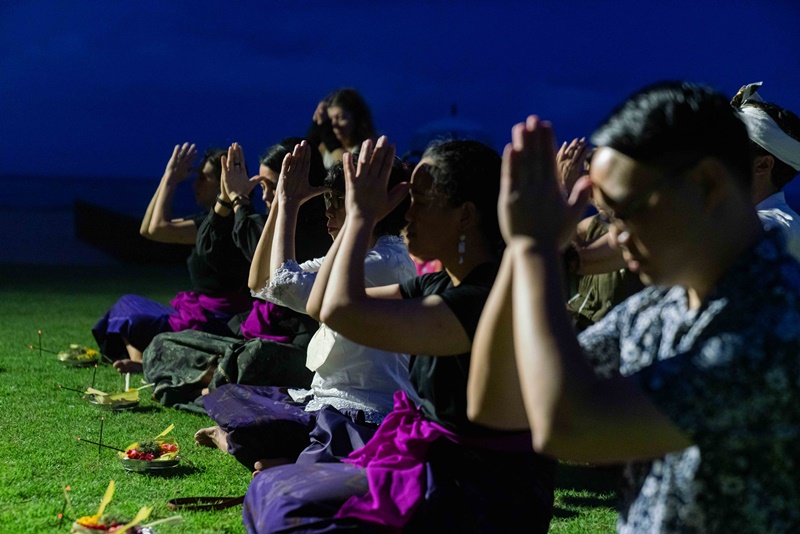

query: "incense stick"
(31, 345), (59, 355)
(38, 330), (43, 358)
(58, 486), (70, 527)
(125, 373), (131, 392)
(91, 365), (98, 389)
(76, 437), (124, 452)
(58, 385), (86, 395)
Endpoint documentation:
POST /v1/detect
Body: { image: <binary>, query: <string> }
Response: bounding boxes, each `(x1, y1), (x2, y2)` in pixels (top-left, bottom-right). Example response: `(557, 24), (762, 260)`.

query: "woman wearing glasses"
(194, 141), (419, 474)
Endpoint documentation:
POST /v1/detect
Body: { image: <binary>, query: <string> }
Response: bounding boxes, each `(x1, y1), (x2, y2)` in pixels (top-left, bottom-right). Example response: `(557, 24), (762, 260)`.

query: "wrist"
(215, 195), (233, 210)
(231, 195), (251, 209)
(350, 211), (379, 227)
(510, 236), (559, 255)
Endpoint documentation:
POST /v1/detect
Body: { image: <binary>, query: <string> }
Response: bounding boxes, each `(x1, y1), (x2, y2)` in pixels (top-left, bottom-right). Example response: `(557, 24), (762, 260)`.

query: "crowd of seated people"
(85, 83), (800, 533)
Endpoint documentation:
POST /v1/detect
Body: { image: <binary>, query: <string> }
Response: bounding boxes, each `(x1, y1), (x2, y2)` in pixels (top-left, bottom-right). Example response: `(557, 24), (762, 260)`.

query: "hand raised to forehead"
(343, 136), (409, 222)
(556, 137), (591, 196)
(221, 143), (256, 199)
(164, 142), (197, 185)
(500, 116), (590, 247)
(277, 140), (328, 204)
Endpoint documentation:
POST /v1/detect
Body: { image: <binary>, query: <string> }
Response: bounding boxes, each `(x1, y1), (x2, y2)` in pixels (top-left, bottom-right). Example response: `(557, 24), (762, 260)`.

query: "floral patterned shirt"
(579, 228), (800, 533)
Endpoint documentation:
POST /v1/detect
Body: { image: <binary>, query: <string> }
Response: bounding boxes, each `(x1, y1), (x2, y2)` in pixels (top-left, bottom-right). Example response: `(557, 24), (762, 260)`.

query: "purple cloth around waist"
(334, 391), (455, 529)
(238, 299), (293, 343)
(334, 390), (535, 529)
(167, 290), (251, 332)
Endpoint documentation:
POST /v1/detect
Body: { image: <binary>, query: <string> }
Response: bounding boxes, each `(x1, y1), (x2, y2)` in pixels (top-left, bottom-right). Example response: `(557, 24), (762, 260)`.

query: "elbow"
(318, 299), (352, 332)
(529, 409), (578, 458)
(466, 401), (490, 427)
(247, 277), (262, 293)
(307, 304), (321, 323)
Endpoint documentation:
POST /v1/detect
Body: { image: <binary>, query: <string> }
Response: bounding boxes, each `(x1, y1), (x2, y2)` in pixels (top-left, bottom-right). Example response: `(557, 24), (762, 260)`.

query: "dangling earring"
(458, 234), (466, 265)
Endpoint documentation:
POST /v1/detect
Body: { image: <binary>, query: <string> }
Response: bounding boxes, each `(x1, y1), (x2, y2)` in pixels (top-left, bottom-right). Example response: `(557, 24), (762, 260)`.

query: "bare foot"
(113, 359), (143, 374)
(252, 457), (291, 477)
(194, 426), (228, 452)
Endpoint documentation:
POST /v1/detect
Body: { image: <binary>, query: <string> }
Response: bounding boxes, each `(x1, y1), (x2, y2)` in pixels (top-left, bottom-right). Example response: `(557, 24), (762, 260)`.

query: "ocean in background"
(3, 174), (800, 266)
(0, 174), (267, 265)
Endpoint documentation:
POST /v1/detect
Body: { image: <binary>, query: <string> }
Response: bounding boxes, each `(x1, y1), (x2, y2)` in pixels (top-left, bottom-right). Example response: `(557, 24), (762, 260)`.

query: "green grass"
(0, 265), (618, 533)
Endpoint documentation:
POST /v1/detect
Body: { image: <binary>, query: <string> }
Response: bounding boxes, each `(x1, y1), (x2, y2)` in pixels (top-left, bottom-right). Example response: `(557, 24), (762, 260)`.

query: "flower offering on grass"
(58, 344), (100, 366)
(118, 424), (181, 472)
(73, 480), (152, 533)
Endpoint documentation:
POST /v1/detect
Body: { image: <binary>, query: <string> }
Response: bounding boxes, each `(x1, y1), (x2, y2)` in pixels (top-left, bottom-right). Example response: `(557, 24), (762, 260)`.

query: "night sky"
(3, 1), (799, 190)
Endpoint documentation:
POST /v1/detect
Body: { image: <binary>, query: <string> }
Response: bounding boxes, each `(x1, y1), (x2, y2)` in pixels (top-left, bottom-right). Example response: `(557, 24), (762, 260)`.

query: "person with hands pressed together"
(142, 139), (326, 410)
(93, 143), (261, 374)
(242, 137), (556, 534)
(469, 82), (800, 533)
(557, 137), (645, 331)
(195, 139), (417, 475)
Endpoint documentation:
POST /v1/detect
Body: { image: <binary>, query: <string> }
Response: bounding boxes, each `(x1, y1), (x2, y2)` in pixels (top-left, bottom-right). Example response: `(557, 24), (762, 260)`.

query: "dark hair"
(323, 157), (411, 238)
(201, 148), (226, 181)
(421, 139), (503, 251)
(740, 101), (800, 190)
(259, 137), (326, 187)
(326, 88), (377, 146)
(591, 81), (752, 189)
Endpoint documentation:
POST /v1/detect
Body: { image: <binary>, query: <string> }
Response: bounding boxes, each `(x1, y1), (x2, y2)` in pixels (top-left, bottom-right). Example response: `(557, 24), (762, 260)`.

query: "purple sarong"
(93, 291), (250, 359)
(242, 391), (555, 533)
(203, 385), (377, 470)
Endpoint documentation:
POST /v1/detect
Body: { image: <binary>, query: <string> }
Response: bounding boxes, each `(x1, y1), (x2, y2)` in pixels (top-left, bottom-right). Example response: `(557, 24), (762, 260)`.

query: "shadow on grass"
(556, 462), (621, 494)
(553, 507), (579, 519)
(138, 463), (200, 478)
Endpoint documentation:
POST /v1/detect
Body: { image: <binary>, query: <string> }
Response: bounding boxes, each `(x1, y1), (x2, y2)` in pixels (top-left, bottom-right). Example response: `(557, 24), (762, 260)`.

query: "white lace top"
(252, 234), (420, 423)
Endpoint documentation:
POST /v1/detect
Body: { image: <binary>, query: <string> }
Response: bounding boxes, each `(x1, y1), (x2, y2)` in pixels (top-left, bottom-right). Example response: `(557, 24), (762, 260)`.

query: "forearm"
(576, 233), (626, 275)
(269, 199), (301, 283)
(467, 249), (529, 430)
(148, 179), (178, 238)
(306, 218), (348, 321)
(248, 197), (280, 291)
(139, 176), (166, 237)
(510, 239), (596, 453)
(318, 215), (376, 328)
(232, 203), (264, 262)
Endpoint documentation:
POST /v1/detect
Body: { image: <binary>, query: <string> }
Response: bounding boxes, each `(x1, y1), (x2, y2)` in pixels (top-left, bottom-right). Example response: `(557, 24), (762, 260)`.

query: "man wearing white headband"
(733, 82), (800, 260)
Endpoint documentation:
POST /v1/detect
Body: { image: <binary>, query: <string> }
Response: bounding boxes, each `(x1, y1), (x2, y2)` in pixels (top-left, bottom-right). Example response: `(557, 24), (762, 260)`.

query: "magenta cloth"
(414, 258), (443, 276)
(334, 390), (458, 529)
(167, 290), (250, 332)
(238, 300), (293, 343)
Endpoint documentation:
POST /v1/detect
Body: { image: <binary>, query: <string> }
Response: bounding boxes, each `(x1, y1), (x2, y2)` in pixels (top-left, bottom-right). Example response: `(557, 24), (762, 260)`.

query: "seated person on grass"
(194, 141), (419, 475)
(240, 138), (557, 534)
(142, 138), (329, 410)
(468, 82), (800, 533)
(93, 143), (261, 373)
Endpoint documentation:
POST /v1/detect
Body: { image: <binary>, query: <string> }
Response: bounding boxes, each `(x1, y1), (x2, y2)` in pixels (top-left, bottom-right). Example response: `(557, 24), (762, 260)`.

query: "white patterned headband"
(732, 82), (800, 171)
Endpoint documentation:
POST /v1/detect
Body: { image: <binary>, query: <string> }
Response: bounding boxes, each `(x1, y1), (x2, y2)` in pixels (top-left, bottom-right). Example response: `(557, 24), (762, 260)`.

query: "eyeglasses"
(324, 192), (345, 211)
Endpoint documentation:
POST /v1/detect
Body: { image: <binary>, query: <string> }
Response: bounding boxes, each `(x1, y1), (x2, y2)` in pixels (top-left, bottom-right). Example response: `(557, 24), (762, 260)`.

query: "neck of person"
(443, 238), (497, 287)
(685, 204), (763, 309)
(751, 173), (779, 205)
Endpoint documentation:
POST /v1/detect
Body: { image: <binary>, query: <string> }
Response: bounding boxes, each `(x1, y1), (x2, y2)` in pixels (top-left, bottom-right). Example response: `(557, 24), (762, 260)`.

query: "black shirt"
(187, 206), (265, 294)
(400, 262), (509, 437)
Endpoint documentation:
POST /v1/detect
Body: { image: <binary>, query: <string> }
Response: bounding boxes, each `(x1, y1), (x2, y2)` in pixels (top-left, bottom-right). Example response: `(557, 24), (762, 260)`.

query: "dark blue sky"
(2, 0), (799, 183)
